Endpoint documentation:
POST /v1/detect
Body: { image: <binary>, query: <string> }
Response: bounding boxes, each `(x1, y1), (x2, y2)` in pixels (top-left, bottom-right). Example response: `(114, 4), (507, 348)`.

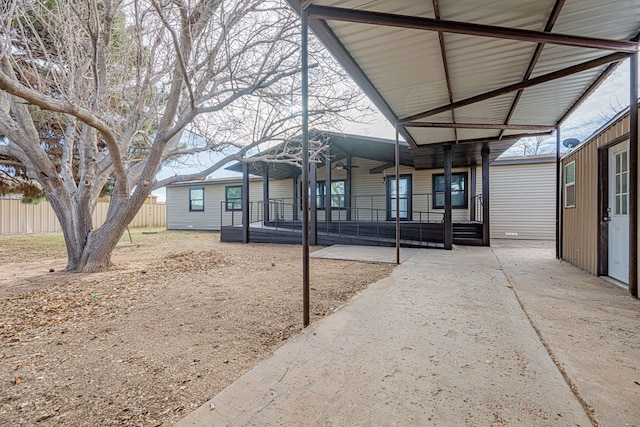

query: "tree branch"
(0, 67), (129, 191)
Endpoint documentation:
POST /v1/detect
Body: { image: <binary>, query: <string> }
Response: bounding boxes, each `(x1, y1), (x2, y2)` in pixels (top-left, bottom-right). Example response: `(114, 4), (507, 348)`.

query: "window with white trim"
(564, 162), (576, 208)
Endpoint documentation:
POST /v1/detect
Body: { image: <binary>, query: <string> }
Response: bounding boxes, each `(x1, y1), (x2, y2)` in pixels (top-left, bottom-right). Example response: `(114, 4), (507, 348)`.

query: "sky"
(153, 59), (636, 202)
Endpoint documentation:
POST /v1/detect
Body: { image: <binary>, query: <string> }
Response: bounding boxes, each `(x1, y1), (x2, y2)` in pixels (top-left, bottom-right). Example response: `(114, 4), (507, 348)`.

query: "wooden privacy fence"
(0, 199), (166, 236)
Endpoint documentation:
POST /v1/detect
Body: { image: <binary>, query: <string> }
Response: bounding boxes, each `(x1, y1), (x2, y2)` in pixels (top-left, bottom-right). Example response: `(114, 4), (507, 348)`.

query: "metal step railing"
(221, 194), (451, 245)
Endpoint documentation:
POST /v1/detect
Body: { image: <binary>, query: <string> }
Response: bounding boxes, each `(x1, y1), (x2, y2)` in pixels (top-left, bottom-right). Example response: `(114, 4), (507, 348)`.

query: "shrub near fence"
(0, 198), (166, 236)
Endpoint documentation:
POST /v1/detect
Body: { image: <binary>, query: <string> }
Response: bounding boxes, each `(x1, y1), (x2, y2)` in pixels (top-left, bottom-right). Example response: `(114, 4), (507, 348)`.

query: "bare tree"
(509, 135), (553, 157)
(0, 0), (364, 272)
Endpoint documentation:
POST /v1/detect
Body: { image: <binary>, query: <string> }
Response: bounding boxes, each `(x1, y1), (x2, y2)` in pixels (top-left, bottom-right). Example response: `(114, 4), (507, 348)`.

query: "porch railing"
(221, 195), (447, 244)
(471, 194), (483, 223)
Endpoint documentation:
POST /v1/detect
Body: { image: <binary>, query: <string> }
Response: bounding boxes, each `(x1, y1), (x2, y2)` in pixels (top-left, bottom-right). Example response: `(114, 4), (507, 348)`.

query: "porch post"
(482, 147), (490, 246)
(443, 145), (453, 250)
(345, 157), (352, 221)
(395, 126), (401, 264)
(292, 175), (298, 221)
(629, 48), (638, 298)
(262, 162), (269, 224)
(470, 164), (477, 221)
(325, 153), (332, 224)
(301, 7), (310, 326)
(556, 127), (562, 259)
(310, 161), (318, 246)
(242, 162), (250, 243)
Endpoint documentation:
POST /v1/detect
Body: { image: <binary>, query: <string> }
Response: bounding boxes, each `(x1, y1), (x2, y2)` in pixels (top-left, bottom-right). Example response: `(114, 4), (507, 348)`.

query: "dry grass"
(0, 230), (394, 426)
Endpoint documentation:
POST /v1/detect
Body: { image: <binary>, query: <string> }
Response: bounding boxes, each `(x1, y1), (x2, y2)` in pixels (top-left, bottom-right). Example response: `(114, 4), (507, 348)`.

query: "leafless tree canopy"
(0, 0), (365, 272)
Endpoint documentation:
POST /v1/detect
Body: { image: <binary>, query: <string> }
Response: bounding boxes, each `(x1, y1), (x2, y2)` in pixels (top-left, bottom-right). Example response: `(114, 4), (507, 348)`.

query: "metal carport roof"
(286, 0), (639, 166)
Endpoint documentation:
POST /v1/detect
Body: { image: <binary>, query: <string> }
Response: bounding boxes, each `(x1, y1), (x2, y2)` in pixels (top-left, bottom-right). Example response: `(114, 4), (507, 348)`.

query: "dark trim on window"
(432, 172), (468, 209)
(225, 185), (242, 211)
(386, 174), (412, 221)
(299, 179), (346, 210)
(189, 187), (204, 212)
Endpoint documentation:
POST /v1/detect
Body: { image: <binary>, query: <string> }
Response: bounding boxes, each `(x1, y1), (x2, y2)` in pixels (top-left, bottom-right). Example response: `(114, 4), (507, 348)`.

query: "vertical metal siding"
(561, 113), (632, 275)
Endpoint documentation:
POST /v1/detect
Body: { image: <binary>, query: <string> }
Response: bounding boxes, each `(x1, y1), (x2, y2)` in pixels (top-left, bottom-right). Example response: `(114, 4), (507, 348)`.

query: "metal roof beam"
(287, 3), (418, 147)
(432, 0), (458, 143)
(557, 61), (621, 125)
(400, 51), (630, 123)
(405, 122), (556, 131)
(499, 0), (566, 139)
(369, 162), (395, 174)
(412, 131), (555, 148)
(307, 5), (639, 53)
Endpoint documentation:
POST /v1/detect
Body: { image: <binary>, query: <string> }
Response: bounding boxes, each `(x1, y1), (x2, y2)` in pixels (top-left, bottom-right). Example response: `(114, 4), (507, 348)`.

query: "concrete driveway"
(176, 240), (640, 427)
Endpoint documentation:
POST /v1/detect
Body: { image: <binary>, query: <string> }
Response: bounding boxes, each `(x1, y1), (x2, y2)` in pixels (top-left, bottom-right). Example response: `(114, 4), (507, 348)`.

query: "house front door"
(387, 175), (412, 221)
(607, 141), (630, 284)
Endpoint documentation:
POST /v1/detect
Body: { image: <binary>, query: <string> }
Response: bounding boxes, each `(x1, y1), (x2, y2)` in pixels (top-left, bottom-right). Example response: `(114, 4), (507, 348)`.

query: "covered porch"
(223, 131), (506, 248)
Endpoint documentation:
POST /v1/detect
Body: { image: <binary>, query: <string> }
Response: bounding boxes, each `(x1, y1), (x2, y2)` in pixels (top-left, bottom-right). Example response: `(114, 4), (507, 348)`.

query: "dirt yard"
(0, 230), (394, 426)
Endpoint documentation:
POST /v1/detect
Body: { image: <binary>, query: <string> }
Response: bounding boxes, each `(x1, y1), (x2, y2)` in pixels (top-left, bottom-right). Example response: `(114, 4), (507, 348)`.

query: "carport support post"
(325, 153), (332, 224)
(262, 163), (269, 224)
(242, 162), (250, 244)
(482, 147), (490, 246)
(395, 126), (401, 264)
(629, 48), (638, 298)
(301, 7), (310, 327)
(556, 127), (562, 260)
(443, 144), (453, 250)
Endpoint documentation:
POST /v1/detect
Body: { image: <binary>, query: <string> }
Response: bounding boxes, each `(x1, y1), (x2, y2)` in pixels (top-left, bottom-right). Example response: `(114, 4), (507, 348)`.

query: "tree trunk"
(76, 193), (149, 273)
(51, 190), (149, 273)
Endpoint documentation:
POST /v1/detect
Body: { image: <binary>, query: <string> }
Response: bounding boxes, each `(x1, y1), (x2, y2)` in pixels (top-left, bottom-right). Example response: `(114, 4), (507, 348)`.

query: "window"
(564, 162), (575, 208)
(614, 151), (628, 215)
(432, 172), (468, 209)
(189, 187), (204, 212)
(300, 180), (346, 210)
(386, 175), (412, 221)
(225, 185), (242, 211)
(317, 180), (345, 209)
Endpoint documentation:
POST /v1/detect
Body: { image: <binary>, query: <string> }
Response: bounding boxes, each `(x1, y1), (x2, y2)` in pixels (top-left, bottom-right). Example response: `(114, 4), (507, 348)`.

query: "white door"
(608, 141), (630, 284)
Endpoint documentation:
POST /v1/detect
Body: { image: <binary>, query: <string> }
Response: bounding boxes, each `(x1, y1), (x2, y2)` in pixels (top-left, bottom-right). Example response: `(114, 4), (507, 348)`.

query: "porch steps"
(452, 222), (484, 246)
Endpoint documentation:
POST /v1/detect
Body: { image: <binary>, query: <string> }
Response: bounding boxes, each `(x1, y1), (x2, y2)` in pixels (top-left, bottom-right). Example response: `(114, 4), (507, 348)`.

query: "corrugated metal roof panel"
(293, 0), (639, 158)
(316, 0), (433, 17)
(454, 93), (519, 124)
(444, 34), (537, 100)
(438, 0), (555, 28)
(551, 0), (640, 38)
(455, 129), (501, 141)
(407, 128), (456, 146)
(329, 23), (449, 118)
(511, 67), (607, 125)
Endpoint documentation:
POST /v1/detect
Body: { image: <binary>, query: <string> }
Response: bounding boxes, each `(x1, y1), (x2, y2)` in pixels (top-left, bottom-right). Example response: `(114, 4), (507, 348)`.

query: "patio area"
(176, 240), (640, 426)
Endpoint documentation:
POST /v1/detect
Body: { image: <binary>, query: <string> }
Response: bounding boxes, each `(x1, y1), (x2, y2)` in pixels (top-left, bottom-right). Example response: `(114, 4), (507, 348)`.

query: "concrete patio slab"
(174, 240), (640, 426)
(492, 240), (640, 427)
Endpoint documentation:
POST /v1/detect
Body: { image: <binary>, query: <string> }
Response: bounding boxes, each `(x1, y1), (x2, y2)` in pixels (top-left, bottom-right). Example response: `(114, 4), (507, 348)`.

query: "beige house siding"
(490, 160), (556, 240)
(168, 158), (486, 230)
(166, 180), (262, 230)
(561, 110), (633, 276)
